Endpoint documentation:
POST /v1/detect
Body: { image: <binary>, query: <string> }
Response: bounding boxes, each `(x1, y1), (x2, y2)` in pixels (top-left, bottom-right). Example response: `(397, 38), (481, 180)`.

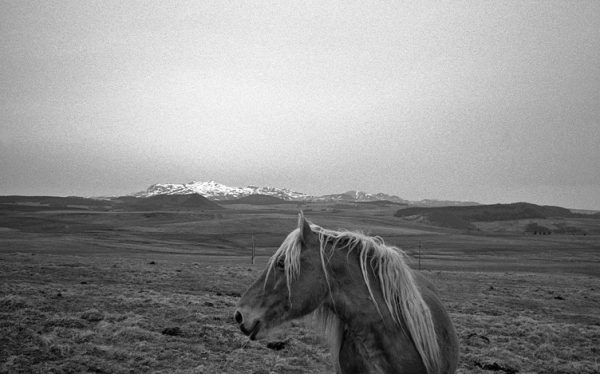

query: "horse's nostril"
(234, 310), (243, 324)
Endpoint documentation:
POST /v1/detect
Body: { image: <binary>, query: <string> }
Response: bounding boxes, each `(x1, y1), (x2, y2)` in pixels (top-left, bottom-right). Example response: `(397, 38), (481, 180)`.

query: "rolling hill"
(219, 194), (298, 205)
(115, 194), (222, 210)
(394, 202), (599, 230)
(0, 196), (112, 211)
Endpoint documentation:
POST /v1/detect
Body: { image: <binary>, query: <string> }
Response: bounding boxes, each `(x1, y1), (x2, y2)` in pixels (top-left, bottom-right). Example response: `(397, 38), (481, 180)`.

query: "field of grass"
(1, 205), (599, 373)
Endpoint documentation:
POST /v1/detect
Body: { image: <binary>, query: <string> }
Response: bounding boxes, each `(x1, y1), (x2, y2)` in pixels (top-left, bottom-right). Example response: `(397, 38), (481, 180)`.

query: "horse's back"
(415, 271), (460, 374)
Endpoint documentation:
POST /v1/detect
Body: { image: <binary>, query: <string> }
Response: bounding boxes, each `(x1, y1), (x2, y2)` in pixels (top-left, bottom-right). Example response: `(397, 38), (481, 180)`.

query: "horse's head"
(234, 213), (329, 340)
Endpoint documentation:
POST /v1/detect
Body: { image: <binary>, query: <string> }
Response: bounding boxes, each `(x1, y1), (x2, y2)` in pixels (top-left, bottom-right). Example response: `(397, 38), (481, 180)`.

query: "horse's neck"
(327, 280), (415, 373)
(325, 249), (428, 374)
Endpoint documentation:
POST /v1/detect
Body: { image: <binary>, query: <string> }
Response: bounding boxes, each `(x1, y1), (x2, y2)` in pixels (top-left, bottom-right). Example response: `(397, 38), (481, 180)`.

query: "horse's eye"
(276, 258), (285, 270)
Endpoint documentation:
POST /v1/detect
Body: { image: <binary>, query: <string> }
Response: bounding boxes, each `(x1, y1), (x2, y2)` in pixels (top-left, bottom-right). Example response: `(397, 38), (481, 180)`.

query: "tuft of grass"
(114, 326), (161, 342)
(0, 294), (30, 311)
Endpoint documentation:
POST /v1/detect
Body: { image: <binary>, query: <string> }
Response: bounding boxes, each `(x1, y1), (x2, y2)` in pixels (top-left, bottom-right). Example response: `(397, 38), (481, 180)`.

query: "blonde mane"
(266, 223), (441, 374)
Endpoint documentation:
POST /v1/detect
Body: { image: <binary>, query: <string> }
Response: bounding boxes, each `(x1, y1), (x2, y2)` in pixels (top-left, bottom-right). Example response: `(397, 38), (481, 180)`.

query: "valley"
(1, 198), (599, 373)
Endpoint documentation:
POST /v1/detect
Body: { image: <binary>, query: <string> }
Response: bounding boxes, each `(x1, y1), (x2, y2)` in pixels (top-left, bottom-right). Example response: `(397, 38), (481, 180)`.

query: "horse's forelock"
(265, 224), (332, 297)
(264, 228), (302, 295)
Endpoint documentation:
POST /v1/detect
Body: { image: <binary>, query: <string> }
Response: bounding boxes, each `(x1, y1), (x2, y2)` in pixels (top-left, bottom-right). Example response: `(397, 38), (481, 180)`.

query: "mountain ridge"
(125, 180), (480, 207)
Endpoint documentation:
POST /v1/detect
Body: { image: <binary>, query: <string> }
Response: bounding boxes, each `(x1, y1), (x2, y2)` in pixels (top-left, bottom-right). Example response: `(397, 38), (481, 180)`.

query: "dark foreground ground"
(1, 206), (599, 373)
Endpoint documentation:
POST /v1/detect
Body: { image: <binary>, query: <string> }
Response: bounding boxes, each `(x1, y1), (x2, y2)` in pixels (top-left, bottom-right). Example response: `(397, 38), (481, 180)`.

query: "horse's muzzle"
(234, 310), (261, 340)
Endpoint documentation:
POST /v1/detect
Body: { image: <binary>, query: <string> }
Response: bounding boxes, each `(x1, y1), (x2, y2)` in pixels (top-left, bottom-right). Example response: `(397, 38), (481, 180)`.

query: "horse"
(234, 213), (459, 374)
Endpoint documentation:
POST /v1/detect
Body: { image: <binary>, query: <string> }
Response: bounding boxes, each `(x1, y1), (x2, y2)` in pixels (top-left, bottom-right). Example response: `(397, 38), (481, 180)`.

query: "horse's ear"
(298, 212), (318, 248)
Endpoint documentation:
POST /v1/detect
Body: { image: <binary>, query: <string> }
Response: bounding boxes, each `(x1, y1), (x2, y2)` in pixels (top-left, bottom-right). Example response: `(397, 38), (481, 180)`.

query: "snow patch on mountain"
(130, 181), (312, 201)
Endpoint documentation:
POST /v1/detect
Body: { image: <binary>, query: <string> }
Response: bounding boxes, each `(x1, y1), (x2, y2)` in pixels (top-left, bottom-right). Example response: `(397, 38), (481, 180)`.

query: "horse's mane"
(266, 223), (441, 374)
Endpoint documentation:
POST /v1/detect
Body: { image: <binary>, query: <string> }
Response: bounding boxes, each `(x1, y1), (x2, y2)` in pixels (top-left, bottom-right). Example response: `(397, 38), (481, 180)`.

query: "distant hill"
(355, 200), (409, 207)
(117, 194), (222, 210)
(220, 194), (297, 205)
(410, 199), (481, 207)
(0, 195), (108, 206)
(316, 193), (356, 202)
(394, 202), (596, 229)
(396, 209), (476, 230)
(338, 191), (410, 204)
(0, 196), (111, 211)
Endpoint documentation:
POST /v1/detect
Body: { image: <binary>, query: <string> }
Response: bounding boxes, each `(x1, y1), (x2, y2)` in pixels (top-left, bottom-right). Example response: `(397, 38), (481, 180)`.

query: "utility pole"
(251, 235), (256, 265)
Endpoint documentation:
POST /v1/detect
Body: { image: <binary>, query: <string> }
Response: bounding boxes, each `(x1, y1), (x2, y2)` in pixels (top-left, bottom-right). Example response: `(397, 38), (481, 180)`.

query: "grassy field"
(1, 205), (599, 373)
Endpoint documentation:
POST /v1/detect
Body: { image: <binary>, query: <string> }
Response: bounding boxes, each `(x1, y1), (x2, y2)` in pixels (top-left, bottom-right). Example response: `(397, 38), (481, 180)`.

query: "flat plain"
(1, 202), (599, 373)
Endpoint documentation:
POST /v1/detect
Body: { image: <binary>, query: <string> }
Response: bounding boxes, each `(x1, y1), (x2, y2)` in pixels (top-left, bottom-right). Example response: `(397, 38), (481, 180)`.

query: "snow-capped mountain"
(129, 181), (312, 201)
(127, 180), (479, 206)
(314, 191), (409, 204)
(344, 190), (410, 204)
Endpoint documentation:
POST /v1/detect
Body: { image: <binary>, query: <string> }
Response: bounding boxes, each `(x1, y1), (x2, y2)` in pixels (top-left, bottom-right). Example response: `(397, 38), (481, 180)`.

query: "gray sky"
(1, 1), (599, 209)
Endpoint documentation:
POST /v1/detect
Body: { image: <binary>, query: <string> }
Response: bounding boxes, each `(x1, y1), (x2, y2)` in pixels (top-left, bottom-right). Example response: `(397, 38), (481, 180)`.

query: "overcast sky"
(1, 1), (599, 209)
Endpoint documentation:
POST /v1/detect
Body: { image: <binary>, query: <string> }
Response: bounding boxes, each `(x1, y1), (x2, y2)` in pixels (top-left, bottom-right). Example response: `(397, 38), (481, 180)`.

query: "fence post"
(418, 240), (421, 271)
(251, 235), (255, 265)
